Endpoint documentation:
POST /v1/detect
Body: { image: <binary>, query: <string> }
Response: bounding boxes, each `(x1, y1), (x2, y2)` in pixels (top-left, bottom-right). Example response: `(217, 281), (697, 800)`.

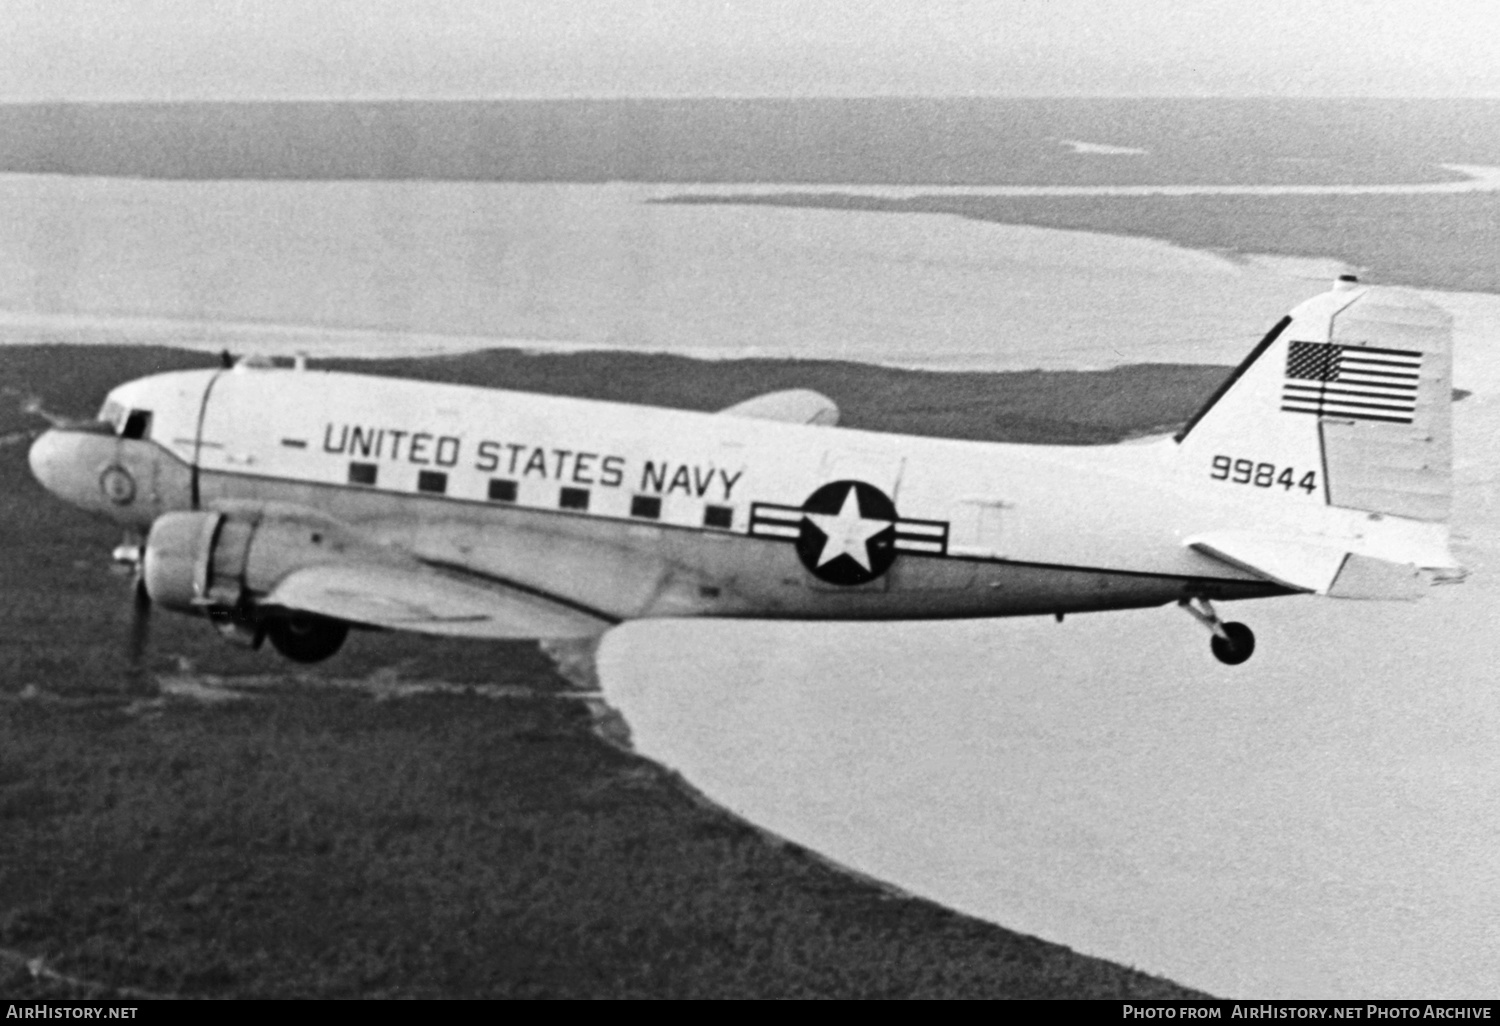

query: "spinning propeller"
(20, 395), (73, 428)
(0, 392), (69, 450)
(113, 536), (157, 694)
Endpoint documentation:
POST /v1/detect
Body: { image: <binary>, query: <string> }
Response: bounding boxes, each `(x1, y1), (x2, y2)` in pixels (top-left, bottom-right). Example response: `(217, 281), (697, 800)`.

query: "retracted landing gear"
(1179, 597), (1256, 665)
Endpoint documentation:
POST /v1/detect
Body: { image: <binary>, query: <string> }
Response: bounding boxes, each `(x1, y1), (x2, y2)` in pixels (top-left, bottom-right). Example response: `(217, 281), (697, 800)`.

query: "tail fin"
(1177, 278), (1453, 523)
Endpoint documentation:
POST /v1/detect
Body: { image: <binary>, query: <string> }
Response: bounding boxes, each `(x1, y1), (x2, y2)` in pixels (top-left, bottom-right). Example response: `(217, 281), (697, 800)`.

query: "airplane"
(26, 277), (1464, 670)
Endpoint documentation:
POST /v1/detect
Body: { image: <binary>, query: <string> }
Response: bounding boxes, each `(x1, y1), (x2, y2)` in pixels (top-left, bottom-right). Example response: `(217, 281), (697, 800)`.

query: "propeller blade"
(125, 568), (157, 695)
(20, 395), (73, 428)
(3, 387), (90, 430)
(0, 427), (44, 449)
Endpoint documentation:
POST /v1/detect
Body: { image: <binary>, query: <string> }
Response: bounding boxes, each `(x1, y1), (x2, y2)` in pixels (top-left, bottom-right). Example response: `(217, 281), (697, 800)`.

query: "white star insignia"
(804, 485), (891, 571)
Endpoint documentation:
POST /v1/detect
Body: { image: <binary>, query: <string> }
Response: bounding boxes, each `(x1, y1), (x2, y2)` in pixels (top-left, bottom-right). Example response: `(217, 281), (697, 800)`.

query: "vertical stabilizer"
(1177, 281), (1453, 523)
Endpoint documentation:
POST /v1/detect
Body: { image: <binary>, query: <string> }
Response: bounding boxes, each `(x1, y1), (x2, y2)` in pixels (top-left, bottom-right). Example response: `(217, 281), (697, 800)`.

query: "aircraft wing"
(718, 389), (839, 426)
(262, 561), (616, 639)
(1185, 531), (1425, 600)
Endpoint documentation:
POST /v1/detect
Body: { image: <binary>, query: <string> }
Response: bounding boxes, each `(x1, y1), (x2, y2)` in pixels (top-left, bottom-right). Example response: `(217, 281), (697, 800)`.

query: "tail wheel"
(1210, 621), (1256, 665)
(266, 615), (349, 664)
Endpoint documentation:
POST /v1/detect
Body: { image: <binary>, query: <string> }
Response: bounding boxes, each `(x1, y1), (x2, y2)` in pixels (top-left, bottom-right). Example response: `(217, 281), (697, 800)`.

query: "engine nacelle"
(141, 504), (387, 615)
(141, 511), (246, 613)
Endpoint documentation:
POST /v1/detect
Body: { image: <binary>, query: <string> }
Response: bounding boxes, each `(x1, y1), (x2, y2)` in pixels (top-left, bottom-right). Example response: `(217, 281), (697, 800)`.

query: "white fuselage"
(53, 363), (1297, 624)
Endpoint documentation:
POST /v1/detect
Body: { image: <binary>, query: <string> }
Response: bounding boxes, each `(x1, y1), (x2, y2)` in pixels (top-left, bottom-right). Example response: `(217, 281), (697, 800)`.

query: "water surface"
(0, 175), (1336, 369)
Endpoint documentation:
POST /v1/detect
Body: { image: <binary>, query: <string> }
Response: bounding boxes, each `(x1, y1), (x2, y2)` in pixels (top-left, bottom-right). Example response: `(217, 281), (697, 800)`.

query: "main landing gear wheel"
(266, 615), (349, 664)
(1209, 621), (1256, 666)
(1179, 597), (1256, 665)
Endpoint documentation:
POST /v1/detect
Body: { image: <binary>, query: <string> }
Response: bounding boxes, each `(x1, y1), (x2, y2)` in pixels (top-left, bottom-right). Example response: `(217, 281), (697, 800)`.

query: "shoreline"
(6, 272), (1497, 372)
(644, 187), (1500, 295)
(4, 175), (1496, 372)
(0, 342), (1223, 997)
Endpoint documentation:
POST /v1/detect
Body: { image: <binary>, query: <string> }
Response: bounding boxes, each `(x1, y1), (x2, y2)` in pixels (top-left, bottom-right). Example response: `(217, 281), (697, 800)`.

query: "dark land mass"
(4, 98), (1500, 186)
(0, 344), (1229, 998)
(658, 190), (1500, 295)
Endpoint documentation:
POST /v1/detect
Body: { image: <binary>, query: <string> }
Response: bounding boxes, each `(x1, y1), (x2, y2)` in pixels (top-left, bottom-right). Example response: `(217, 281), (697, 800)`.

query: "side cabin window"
(121, 409), (153, 440)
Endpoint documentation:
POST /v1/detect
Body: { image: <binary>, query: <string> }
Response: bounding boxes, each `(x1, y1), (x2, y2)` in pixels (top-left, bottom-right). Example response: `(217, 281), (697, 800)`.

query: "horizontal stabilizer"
(1186, 531), (1425, 600)
(265, 562), (614, 639)
(719, 389), (839, 426)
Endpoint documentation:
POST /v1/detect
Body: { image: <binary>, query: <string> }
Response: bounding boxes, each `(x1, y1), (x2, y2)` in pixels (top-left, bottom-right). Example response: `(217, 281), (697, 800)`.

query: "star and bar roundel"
(749, 480), (950, 586)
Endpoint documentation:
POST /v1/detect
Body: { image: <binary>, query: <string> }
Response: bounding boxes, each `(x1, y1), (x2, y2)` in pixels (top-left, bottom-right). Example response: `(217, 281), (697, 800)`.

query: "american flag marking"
(1281, 341), (1423, 424)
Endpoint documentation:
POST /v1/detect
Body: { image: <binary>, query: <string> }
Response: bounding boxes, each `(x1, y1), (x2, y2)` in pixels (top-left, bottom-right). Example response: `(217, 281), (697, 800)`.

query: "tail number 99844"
(1211, 456), (1317, 494)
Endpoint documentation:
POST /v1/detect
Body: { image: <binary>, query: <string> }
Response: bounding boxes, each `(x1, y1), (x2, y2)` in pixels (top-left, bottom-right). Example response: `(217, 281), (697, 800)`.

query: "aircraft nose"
(27, 427), (125, 510)
(27, 425), (185, 526)
(28, 428), (70, 498)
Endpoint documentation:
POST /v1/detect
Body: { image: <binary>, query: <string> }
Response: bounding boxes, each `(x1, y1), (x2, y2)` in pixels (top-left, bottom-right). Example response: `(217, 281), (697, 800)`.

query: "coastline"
(5, 173), (1495, 377)
(0, 342), (1222, 998)
(646, 186), (1500, 295)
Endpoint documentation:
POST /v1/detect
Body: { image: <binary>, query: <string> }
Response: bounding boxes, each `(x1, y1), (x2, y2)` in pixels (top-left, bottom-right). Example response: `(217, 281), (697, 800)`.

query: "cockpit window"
(121, 409), (153, 440)
(97, 400), (125, 431)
